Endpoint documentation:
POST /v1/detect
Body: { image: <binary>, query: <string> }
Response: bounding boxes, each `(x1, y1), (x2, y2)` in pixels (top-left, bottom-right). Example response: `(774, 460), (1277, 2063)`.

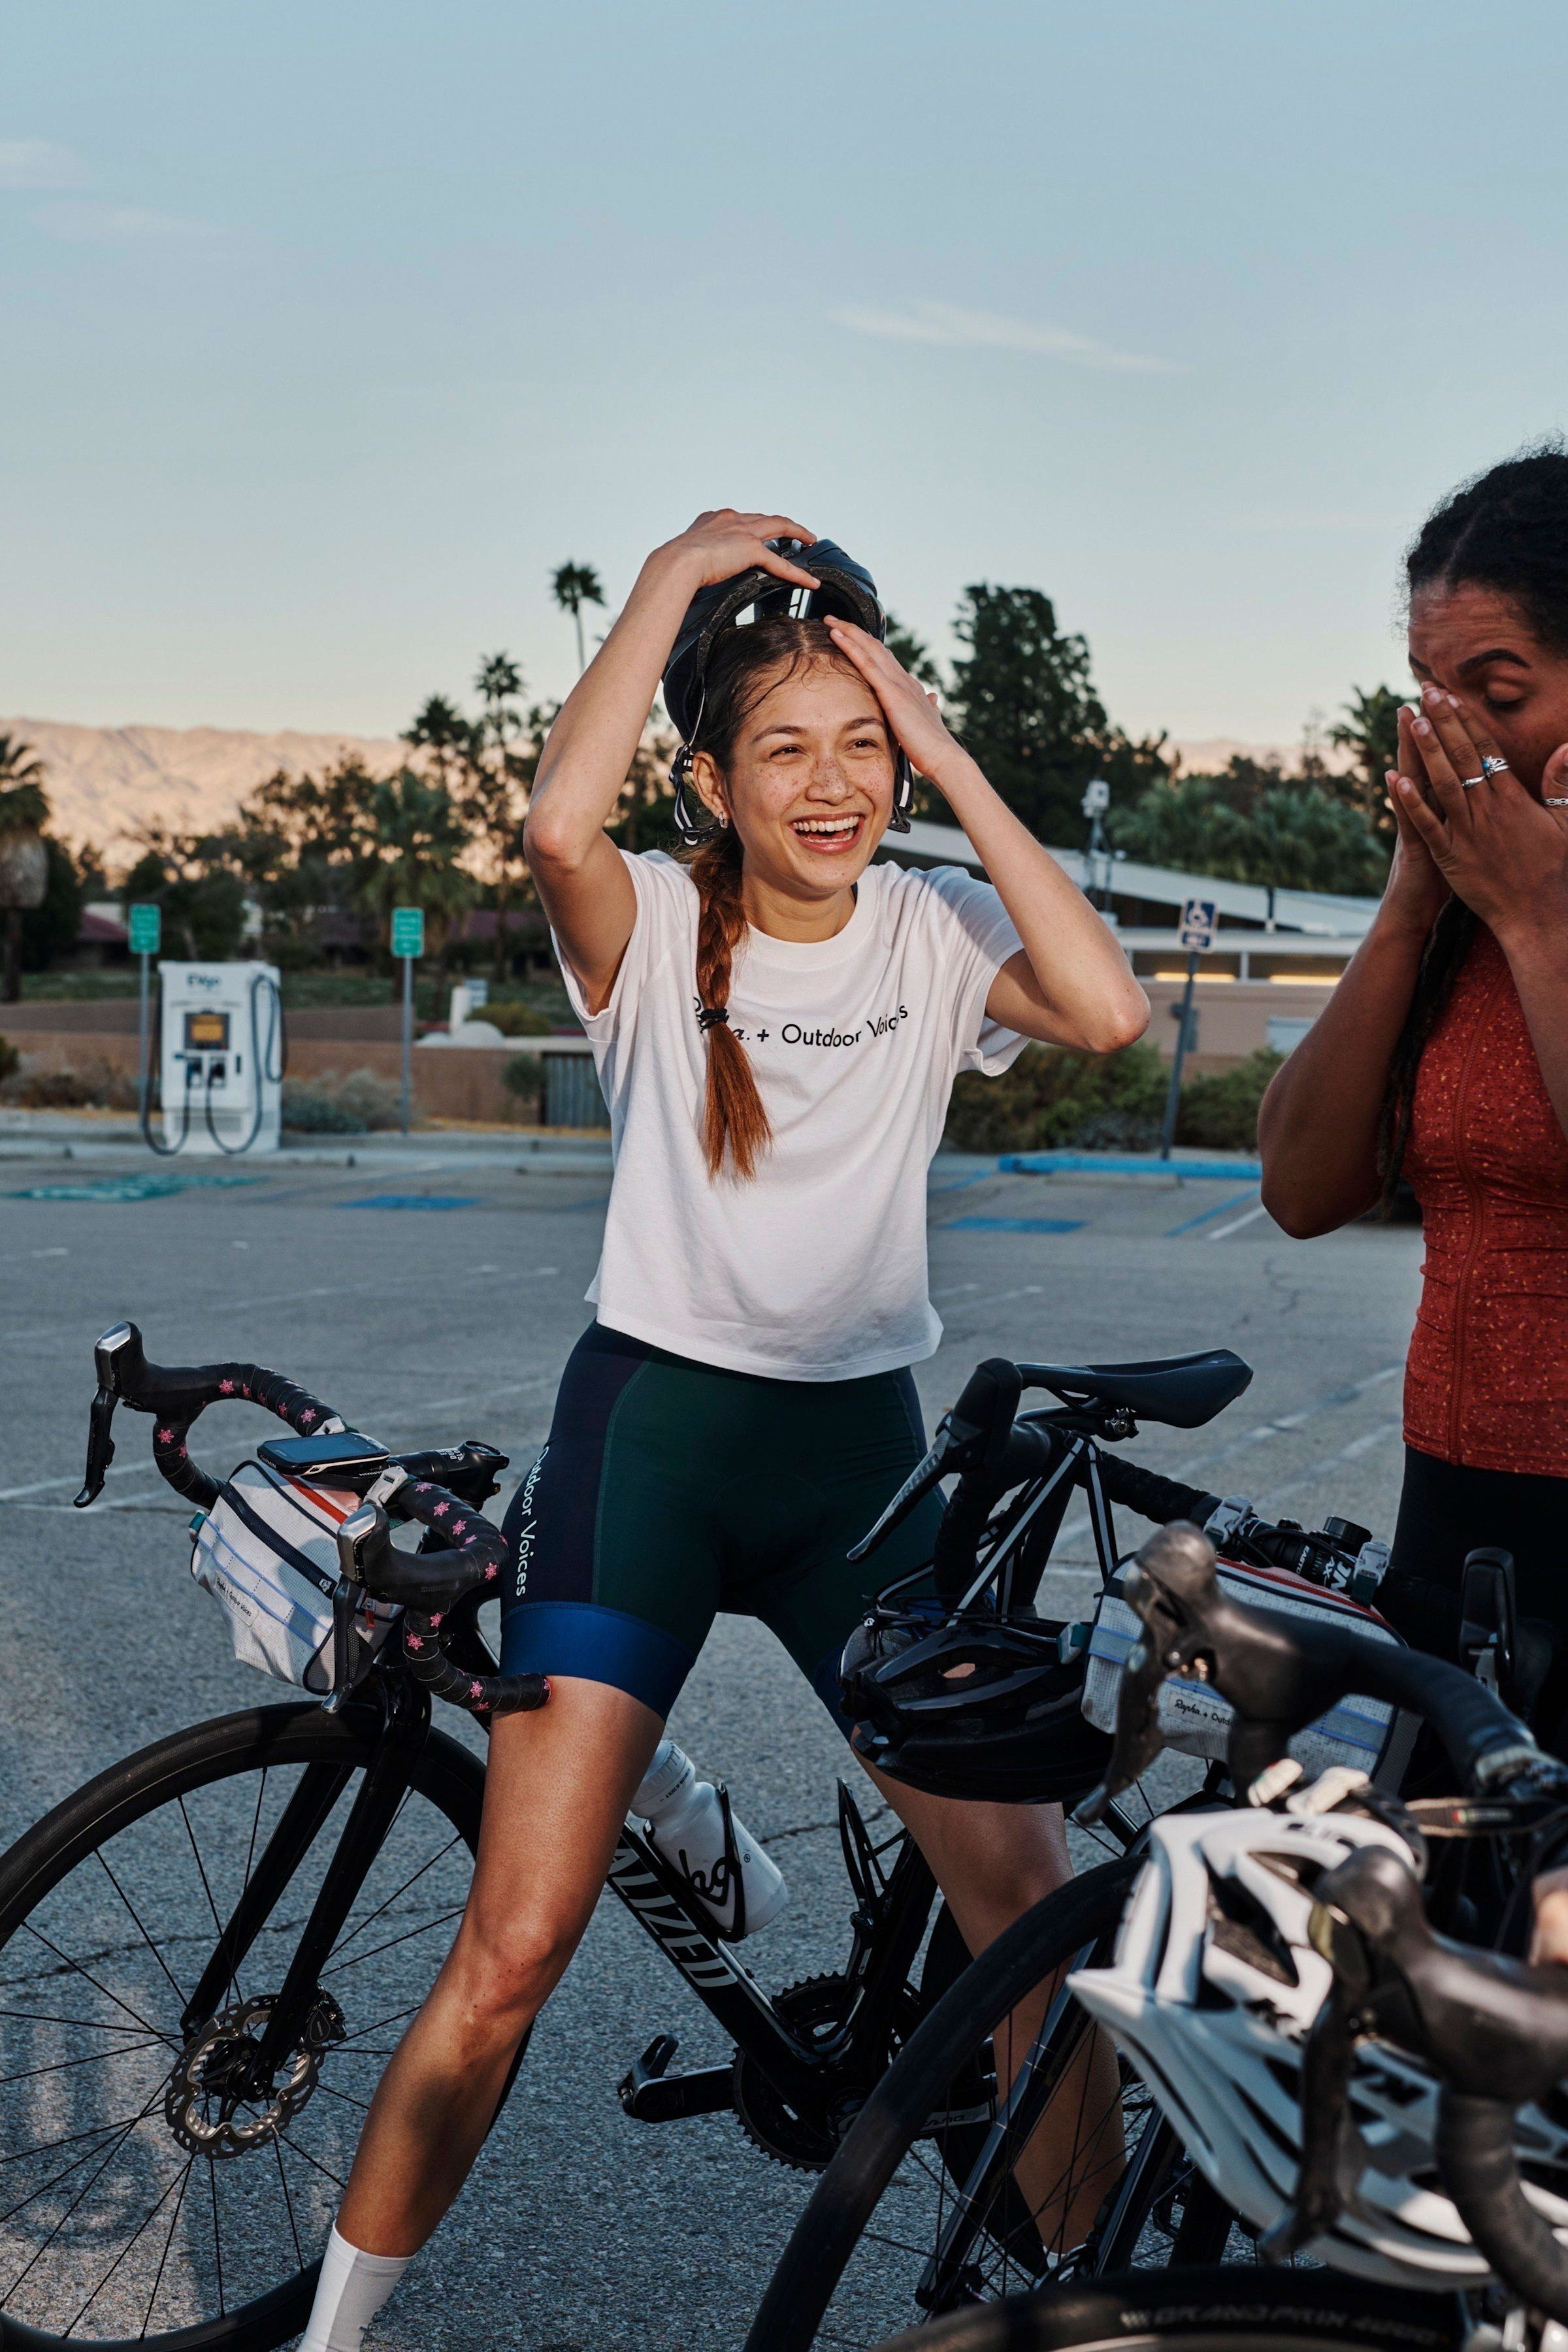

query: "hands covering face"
(1388, 685), (1568, 943)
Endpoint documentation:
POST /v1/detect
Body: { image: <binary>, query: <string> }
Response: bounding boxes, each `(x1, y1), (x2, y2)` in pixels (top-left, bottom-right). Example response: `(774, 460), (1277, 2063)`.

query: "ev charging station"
(147, 962), (285, 1156)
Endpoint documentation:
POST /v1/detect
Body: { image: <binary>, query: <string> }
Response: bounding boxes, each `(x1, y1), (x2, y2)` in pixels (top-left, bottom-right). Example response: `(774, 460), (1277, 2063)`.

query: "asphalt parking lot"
(0, 1141), (1425, 2350)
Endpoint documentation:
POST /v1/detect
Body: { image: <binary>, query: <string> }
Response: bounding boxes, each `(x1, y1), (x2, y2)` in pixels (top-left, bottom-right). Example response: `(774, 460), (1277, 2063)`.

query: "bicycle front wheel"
(0, 1699), (486, 2351)
(863, 2266), (1462, 2352)
(745, 1853), (1233, 2352)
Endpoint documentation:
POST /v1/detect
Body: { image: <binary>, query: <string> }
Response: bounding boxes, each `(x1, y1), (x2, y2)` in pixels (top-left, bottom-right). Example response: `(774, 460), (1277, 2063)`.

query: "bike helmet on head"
(1067, 1795), (1568, 2286)
(661, 537), (915, 844)
(841, 1599), (1113, 1804)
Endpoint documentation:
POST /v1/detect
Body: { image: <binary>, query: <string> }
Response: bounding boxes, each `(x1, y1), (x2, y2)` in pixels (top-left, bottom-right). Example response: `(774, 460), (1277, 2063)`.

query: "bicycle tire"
(0, 1700), (487, 2352)
(860, 2265), (1462, 2352)
(745, 1854), (1190, 2352)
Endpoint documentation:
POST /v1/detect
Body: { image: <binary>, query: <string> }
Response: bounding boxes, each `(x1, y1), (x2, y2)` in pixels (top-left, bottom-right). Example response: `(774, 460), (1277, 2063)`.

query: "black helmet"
(661, 537), (915, 844)
(841, 1597), (1113, 1805)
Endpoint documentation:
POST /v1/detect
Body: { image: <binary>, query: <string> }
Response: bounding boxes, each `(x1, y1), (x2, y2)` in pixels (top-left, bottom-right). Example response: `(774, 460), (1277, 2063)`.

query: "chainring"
(732, 1972), (923, 2171)
(164, 1990), (346, 2158)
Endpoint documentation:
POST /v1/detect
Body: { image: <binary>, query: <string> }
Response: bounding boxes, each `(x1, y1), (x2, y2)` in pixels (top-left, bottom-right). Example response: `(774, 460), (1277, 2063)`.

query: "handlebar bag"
(191, 1462), (400, 1694)
(1081, 1555), (1419, 1790)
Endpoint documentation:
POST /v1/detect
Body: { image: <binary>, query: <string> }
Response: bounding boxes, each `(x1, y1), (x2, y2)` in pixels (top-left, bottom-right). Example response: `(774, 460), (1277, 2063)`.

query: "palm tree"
(468, 653), (534, 981)
(0, 736), (51, 1002)
(1330, 685), (1411, 831)
(551, 563), (606, 674)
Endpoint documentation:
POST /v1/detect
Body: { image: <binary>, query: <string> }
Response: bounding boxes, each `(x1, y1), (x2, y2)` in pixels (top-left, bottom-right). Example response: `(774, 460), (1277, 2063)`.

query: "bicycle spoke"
(278, 2134), (346, 2191)
(273, 2135), (304, 2274)
(0, 2037), (166, 2091)
(13, 1922), (174, 2048)
(60, 2153), (190, 2340)
(321, 1906), (465, 1978)
(209, 2155), (224, 2318)
(140, 2153), (195, 2338)
(180, 1795), (240, 2009)
(329, 1831), (461, 1964)
(91, 1850), (188, 2012)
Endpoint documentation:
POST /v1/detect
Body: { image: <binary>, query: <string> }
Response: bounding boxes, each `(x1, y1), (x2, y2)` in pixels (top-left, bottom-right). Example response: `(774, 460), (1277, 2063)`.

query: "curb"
(998, 1151), (1264, 1181)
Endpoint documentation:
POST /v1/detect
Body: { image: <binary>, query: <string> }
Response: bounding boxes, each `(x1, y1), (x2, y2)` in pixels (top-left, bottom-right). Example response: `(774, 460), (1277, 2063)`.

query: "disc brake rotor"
(165, 1991), (346, 2158)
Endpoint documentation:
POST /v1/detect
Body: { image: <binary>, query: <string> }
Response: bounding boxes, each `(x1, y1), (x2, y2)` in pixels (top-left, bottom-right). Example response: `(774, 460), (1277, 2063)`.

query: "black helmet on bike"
(840, 1598), (1113, 1805)
(661, 537), (915, 844)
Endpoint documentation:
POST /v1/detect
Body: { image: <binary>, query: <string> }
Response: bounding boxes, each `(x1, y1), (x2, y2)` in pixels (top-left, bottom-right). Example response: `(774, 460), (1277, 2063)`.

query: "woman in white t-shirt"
(299, 512), (1148, 2351)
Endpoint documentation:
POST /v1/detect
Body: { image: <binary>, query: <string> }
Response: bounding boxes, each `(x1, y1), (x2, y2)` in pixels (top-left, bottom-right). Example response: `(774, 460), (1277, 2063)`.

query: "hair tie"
(696, 1005), (729, 1033)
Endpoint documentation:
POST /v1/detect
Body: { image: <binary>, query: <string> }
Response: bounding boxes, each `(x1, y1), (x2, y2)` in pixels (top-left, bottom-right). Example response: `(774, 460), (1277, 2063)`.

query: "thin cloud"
(830, 299), (1183, 375)
(34, 201), (218, 244)
(0, 139), (86, 191)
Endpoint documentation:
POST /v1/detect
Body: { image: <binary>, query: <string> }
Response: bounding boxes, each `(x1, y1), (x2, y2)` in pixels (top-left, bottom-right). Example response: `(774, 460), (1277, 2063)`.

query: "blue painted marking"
(928, 1171), (995, 1197)
(999, 1151), (1263, 1181)
(336, 1193), (482, 1211)
(1164, 1188), (1261, 1237)
(10, 1173), (262, 1203)
(941, 1215), (1086, 1235)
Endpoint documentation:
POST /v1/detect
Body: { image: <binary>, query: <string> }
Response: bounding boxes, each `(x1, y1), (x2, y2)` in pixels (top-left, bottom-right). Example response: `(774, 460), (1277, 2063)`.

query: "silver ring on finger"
(1546, 796), (1568, 808)
(1460, 774), (1485, 789)
(1480, 755), (1510, 777)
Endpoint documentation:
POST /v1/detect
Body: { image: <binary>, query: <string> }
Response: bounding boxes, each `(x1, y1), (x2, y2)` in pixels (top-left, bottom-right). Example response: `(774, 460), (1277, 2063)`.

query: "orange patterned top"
(1403, 923), (1568, 1477)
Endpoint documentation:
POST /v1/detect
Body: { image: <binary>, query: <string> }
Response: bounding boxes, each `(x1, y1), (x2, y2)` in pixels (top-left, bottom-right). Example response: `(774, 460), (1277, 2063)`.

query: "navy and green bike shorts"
(498, 1322), (943, 1731)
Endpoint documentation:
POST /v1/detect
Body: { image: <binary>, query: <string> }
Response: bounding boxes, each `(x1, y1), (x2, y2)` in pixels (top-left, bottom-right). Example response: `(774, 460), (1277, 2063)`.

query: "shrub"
(0, 1057), (139, 1111)
(1177, 1048), (1284, 1152)
(282, 1069), (404, 1133)
(502, 1054), (546, 1120)
(487, 1003), (555, 1037)
(944, 1042), (1167, 1154)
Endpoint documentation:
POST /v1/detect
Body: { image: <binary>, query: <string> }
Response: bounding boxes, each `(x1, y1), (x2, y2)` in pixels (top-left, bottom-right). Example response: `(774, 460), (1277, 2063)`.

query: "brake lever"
(74, 1386), (118, 1508)
(1075, 1520), (1213, 1825)
(74, 1321), (152, 1508)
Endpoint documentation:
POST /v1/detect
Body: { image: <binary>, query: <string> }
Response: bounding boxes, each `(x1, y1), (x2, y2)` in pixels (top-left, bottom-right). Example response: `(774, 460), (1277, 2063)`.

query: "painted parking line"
(335, 1194), (483, 1212)
(1206, 1200), (1273, 1242)
(940, 1216), (1086, 1235)
(1164, 1189), (1260, 1237)
(8, 1173), (263, 1203)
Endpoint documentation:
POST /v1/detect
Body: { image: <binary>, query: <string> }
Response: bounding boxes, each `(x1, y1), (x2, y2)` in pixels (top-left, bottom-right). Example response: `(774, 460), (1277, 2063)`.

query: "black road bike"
(0, 1325), (1365, 2350)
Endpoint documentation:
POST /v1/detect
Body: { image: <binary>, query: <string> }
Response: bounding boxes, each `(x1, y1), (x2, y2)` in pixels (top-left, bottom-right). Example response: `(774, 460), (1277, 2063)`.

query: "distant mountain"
(4, 716), (1336, 864)
(3, 718), (406, 857)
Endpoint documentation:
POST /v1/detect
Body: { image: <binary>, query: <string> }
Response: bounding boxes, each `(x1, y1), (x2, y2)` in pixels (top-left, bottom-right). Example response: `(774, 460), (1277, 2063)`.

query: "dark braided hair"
(1379, 442), (1568, 1207)
(681, 615), (870, 1180)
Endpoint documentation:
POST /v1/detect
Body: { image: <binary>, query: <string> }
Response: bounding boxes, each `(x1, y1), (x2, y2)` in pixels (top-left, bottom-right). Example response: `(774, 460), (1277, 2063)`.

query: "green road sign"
(128, 903), (161, 956)
(391, 907), (425, 958)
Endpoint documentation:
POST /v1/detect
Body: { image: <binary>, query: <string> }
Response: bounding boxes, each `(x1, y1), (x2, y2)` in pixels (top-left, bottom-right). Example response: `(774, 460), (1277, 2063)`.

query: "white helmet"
(1068, 1777), (1568, 2287)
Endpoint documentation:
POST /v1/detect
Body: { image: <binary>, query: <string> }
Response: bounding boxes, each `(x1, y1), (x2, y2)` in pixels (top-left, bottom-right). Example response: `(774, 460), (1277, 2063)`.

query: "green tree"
(357, 769), (473, 976)
(0, 736), (52, 1001)
(402, 693), (478, 791)
(551, 562), (606, 674)
(21, 838), (85, 972)
(1109, 774), (1389, 894)
(123, 830), (249, 960)
(1329, 684), (1411, 832)
(947, 585), (1169, 840)
(463, 653), (537, 979)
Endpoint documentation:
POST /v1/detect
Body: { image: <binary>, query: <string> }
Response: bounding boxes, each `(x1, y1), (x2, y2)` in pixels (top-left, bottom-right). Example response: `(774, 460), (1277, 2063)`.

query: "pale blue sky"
(7, 1), (1568, 751)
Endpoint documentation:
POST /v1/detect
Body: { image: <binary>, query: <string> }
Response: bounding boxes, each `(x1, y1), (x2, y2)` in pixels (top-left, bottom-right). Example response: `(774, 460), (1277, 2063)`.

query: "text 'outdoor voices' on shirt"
(557, 851), (1029, 1381)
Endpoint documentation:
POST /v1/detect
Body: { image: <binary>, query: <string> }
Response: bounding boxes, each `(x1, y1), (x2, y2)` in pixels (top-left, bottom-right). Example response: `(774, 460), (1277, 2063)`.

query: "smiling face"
(691, 653), (896, 900)
(1407, 581), (1568, 797)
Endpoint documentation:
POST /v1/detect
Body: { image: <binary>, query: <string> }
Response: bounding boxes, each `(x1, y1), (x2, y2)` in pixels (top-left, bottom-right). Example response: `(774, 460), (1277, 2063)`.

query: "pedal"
(617, 2035), (733, 2124)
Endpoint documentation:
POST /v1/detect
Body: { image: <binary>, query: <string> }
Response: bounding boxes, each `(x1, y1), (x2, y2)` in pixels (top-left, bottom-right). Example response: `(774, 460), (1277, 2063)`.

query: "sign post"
(391, 907), (425, 1137)
(1160, 897), (1217, 1162)
(127, 903), (161, 1131)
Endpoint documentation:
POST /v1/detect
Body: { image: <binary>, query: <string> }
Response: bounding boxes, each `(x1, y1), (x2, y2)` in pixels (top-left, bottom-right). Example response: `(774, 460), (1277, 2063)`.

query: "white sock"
(299, 2225), (410, 2352)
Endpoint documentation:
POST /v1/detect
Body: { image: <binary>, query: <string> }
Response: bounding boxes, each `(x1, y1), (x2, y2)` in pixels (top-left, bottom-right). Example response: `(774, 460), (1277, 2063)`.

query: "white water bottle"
(630, 1740), (787, 1941)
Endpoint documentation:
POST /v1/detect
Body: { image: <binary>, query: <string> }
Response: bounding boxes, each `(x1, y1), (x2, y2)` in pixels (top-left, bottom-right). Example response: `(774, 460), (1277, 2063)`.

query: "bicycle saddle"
(1020, 1348), (1252, 1429)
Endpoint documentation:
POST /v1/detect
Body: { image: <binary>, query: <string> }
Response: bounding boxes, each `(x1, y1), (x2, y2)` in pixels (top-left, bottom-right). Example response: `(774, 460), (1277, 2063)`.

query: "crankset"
(165, 1990), (346, 2158)
(732, 1972), (923, 2171)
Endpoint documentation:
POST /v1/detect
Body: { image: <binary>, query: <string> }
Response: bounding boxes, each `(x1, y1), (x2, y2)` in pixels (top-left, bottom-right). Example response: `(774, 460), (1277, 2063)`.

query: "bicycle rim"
(0, 1701), (485, 2350)
(745, 1855), (1233, 2352)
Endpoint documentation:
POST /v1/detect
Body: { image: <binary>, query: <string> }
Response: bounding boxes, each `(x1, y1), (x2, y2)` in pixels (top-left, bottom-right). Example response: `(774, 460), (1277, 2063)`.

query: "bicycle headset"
(661, 537), (916, 847)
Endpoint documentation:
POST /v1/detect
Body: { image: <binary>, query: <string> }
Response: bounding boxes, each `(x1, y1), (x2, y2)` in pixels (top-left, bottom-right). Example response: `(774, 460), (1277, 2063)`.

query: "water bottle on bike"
(630, 1740), (787, 1940)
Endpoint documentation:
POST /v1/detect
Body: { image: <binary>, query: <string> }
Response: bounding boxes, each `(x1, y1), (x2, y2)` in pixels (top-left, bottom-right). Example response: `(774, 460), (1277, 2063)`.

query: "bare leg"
(868, 1767), (1124, 2251)
(335, 1678), (663, 2256)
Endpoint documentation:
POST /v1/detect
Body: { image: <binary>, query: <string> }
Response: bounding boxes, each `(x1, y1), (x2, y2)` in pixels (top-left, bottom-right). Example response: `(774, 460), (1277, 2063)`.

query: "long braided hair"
(681, 615), (864, 1181)
(1378, 444), (1568, 1207)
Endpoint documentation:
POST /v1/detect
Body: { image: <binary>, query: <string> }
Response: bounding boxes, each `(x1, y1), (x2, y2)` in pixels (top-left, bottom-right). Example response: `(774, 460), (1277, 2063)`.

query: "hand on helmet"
(1530, 1865), (1568, 1966)
(658, 510), (821, 595)
(823, 617), (963, 787)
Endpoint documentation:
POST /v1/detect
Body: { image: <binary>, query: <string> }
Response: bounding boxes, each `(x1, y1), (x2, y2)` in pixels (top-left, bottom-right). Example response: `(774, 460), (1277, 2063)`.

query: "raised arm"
(523, 512), (820, 1012)
(821, 620), (1148, 1054)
